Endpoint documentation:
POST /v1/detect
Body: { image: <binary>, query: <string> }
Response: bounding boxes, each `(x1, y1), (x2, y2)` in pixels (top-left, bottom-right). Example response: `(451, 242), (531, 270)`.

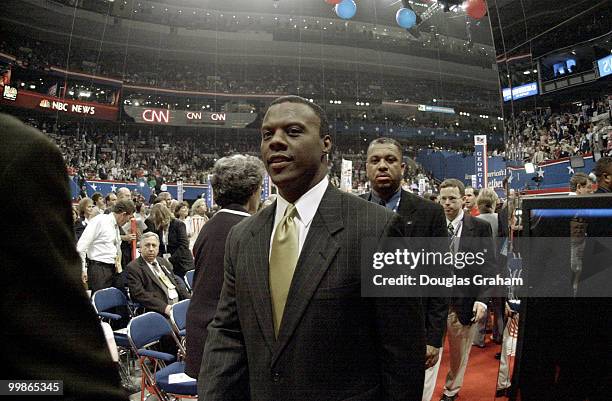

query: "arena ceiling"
(114, 0), (495, 45)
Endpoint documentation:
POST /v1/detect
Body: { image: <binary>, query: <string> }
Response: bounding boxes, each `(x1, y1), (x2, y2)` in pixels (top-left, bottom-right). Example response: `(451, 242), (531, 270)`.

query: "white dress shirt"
(270, 176), (329, 258)
(76, 213), (121, 272)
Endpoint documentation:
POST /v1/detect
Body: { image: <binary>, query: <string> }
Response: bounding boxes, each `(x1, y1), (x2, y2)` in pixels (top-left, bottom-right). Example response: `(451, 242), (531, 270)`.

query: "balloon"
(395, 7), (417, 29)
(466, 0), (487, 19)
(334, 0), (357, 20)
(325, 0), (342, 5)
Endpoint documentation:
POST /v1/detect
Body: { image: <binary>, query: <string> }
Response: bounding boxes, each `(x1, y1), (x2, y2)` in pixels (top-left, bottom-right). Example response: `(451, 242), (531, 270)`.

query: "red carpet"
(432, 336), (511, 401)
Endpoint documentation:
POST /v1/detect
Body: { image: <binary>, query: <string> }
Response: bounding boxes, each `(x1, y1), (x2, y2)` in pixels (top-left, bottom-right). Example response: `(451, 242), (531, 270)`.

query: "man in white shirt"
(77, 199), (135, 292)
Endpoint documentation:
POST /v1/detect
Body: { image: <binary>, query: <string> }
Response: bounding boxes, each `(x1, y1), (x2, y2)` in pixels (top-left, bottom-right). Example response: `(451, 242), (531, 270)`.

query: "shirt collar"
(275, 176), (329, 227)
(370, 188), (402, 211)
(446, 209), (464, 228)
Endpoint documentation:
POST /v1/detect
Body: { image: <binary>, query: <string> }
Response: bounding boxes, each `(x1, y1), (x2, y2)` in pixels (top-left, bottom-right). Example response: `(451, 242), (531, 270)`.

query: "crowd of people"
(5, 90), (612, 401)
(1, 29), (498, 114)
(504, 95), (612, 163)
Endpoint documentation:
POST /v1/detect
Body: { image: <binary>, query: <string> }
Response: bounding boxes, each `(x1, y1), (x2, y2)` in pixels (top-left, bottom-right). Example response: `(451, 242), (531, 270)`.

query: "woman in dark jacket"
(145, 203), (194, 279)
(74, 197), (96, 241)
(184, 154), (264, 378)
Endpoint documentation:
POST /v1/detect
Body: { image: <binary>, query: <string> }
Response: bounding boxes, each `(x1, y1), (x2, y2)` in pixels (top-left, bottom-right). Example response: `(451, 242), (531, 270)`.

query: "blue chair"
(184, 270), (195, 292)
(170, 299), (190, 359)
(170, 299), (190, 338)
(92, 287), (135, 379)
(127, 312), (196, 401)
(92, 287), (132, 348)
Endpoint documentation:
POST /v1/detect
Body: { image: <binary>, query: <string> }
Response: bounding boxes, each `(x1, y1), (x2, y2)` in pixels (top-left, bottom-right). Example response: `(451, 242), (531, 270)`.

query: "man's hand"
(425, 345), (440, 369)
(121, 233), (137, 242)
(472, 302), (487, 323)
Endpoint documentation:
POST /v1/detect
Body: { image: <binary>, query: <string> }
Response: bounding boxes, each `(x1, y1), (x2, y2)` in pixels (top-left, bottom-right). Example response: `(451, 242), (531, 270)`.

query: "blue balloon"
(335, 0), (357, 20)
(396, 7), (417, 29)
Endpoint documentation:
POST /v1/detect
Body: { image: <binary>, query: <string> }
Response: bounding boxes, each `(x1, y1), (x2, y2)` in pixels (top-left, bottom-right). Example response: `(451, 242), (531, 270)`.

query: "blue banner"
(597, 54), (612, 79)
(71, 177), (210, 203)
(506, 156), (595, 191)
(474, 135), (488, 189)
(502, 82), (538, 102)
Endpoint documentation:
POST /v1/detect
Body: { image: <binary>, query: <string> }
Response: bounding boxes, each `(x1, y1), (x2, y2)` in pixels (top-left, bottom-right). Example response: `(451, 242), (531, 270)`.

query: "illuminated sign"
(597, 54), (612, 79)
(417, 104), (455, 114)
(502, 82), (538, 102)
(124, 106), (255, 128)
(142, 109), (170, 123)
(3, 85), (17, 101)
(185, 111), (227, 121)
(0, 90), (117, 120)
(39, 99), (96, 115)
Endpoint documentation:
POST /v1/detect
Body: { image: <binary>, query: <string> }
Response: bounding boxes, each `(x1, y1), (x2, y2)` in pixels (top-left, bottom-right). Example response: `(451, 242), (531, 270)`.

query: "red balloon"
(466, 0), (487, 19)
(325, 0), (342, 5)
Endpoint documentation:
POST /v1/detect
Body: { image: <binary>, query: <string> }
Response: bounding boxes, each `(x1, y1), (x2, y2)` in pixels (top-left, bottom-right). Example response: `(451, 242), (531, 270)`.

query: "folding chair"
(170, 299), (190, 359)
(127, 312), (197, 401)
(92, 287), (134, 377)
(184, 270), (195, 292)
(170, 299), (190, 338)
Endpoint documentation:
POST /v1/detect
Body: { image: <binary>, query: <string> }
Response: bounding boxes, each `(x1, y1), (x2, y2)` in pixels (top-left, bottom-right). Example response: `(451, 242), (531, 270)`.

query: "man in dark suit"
(1, 113), (128, 401)
(361, 137), (449, 401)
(126, 232), (190, 316)
(432, 179), (494, 401)
(185, 154), (265, 378)
(198, 96), (425, 401)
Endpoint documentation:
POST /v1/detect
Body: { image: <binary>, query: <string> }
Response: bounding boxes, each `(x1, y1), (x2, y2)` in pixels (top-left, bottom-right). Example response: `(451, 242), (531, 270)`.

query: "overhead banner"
(0, 89), (118, 120)
(502, 82), (538, 102)
(417, 104), (455, 114)
(124, 106), (258, 128)
(474, 135), (488, 189)
(340, 159), (353, 192)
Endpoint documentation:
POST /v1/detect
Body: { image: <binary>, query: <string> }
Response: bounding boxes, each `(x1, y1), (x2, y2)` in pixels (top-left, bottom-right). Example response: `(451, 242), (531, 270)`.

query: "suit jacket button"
(272, 372), (281, 383)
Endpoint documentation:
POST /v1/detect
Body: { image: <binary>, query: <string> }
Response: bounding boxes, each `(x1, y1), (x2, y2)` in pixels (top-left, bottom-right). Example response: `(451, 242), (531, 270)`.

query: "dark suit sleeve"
(127, 263), (168, 315)
(476, 221), (496, 304)
(169, 220), (194, 277)
(423, 204), (450, 348)
(372, 214), (425, 401)
(2, 117), (127, 401)
(198, 226), (249, 401)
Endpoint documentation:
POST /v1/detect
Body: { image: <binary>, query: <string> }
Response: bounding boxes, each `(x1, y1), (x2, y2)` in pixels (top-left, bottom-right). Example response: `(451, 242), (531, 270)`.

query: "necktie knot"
(285, 203), (298, 220)
(447, 222), (455, 237)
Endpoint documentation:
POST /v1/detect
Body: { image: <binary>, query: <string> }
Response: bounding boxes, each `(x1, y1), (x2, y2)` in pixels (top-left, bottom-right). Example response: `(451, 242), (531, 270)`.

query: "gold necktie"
(269, 204), (299, 337)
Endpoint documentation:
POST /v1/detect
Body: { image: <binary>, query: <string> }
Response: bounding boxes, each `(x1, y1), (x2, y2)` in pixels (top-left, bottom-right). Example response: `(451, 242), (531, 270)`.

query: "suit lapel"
(140, 257), (167, 293)
(397, 190), (418, 234)
(459, 214), (475, 251)
(245, 205), (276, 353)
(271, 186), (342, 366)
